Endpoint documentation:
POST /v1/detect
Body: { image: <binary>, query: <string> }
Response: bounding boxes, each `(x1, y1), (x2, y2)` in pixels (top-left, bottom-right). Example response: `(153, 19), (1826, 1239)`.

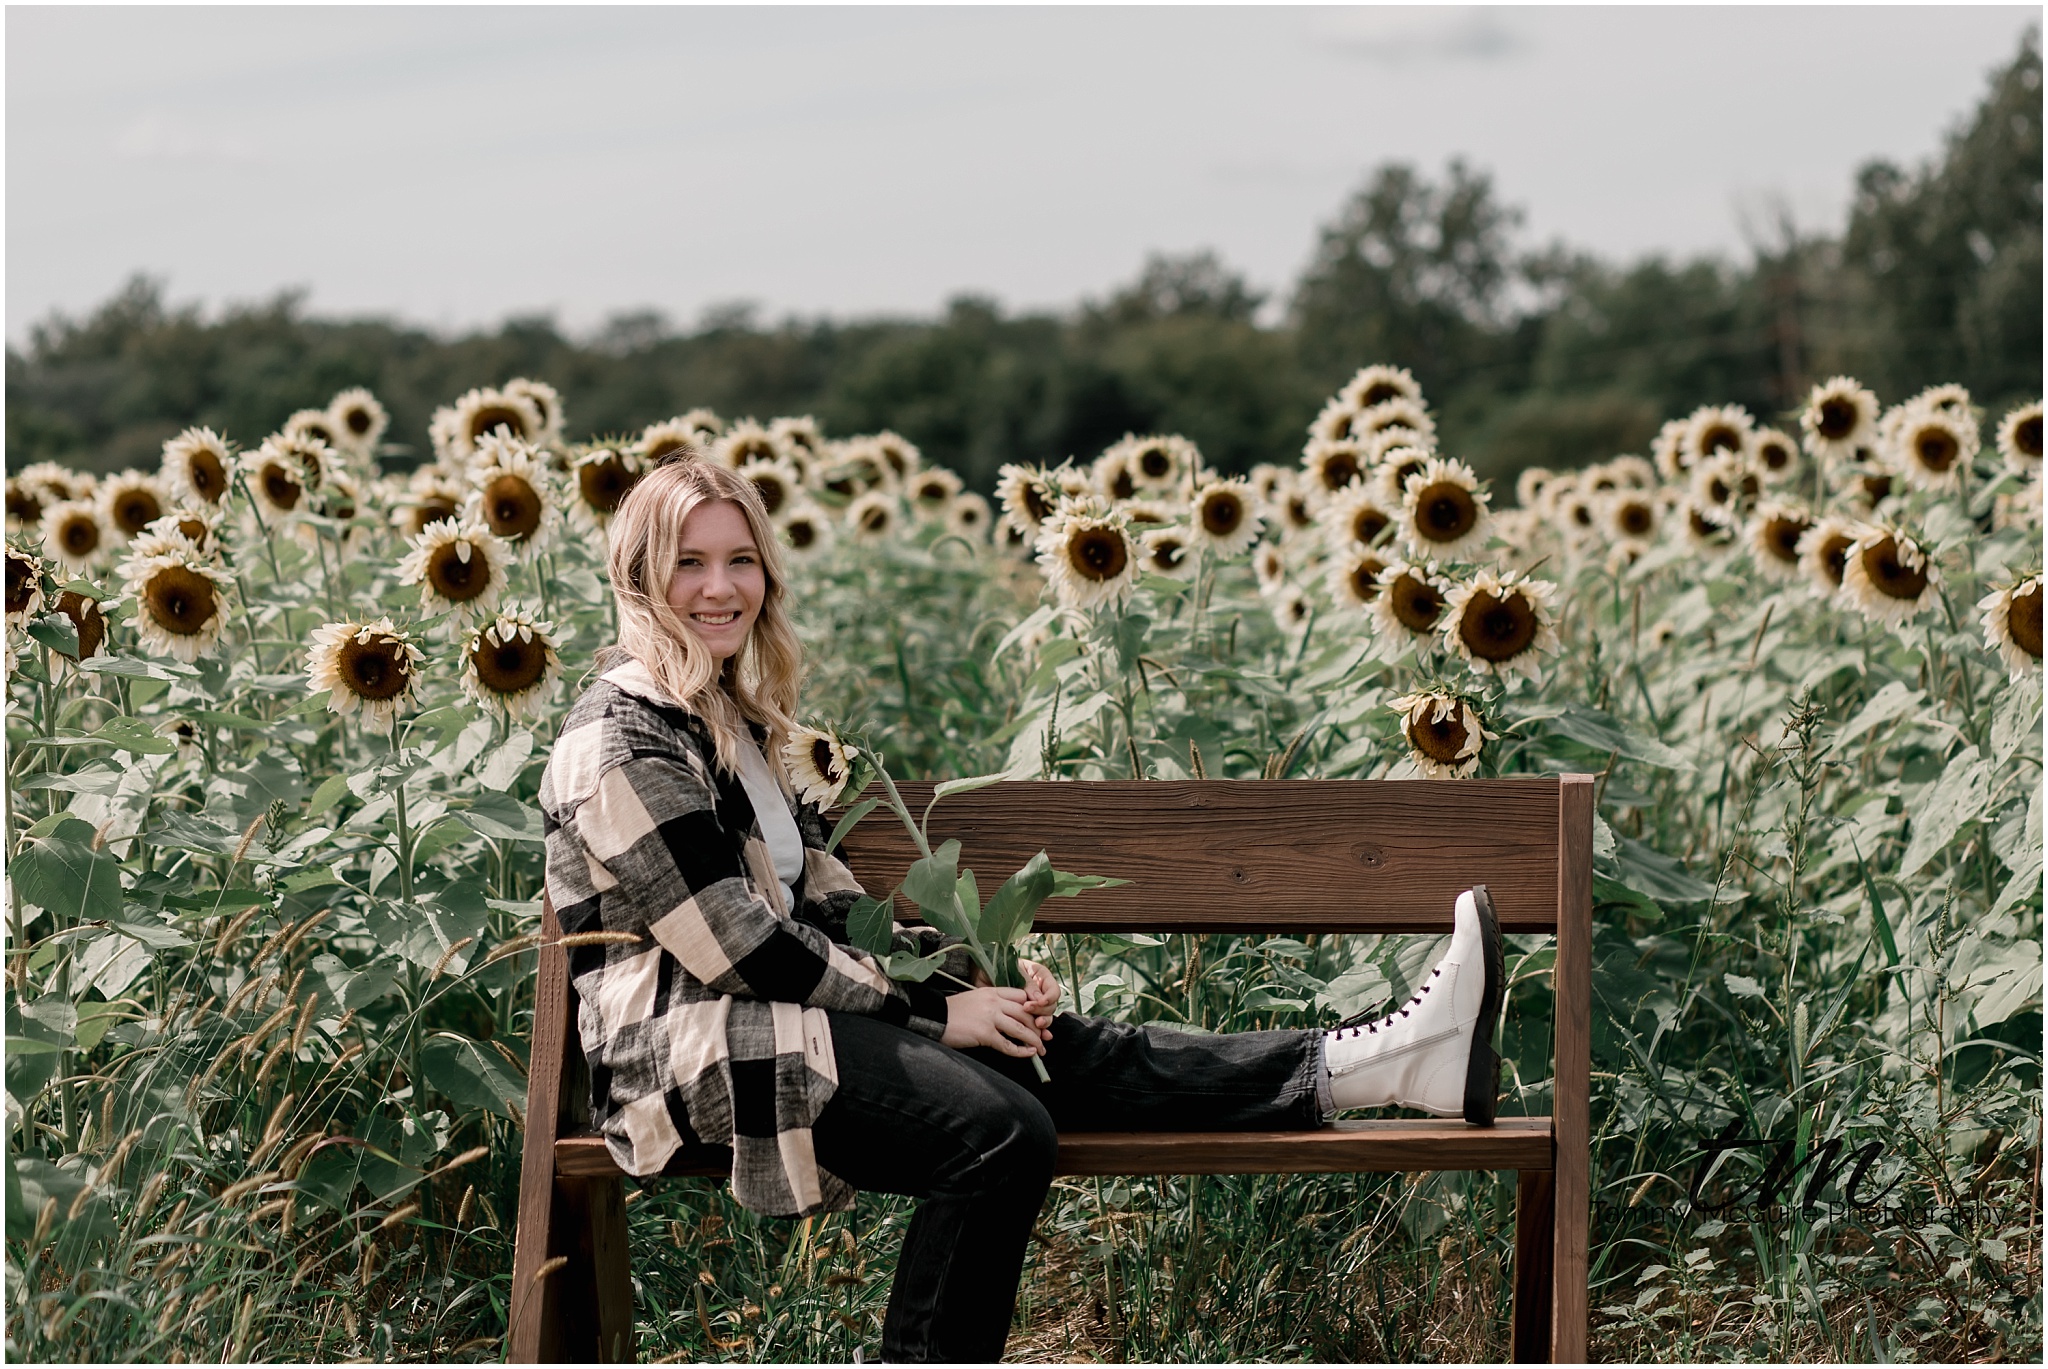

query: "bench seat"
(554, 1116), (1557, 1179)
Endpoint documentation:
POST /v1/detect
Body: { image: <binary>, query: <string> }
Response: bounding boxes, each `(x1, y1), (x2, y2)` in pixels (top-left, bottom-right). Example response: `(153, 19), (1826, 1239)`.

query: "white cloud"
(113, 112), (261, 164)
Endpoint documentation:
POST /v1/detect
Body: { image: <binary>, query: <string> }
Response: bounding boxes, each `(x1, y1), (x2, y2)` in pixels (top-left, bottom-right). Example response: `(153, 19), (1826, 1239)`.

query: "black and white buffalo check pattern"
(540, 657), (962, 1216)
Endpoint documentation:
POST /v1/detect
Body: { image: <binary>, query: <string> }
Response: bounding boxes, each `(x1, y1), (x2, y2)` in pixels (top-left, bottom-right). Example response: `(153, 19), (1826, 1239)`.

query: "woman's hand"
(1018, 959), (1060, 1038)
(942, 986), (1046, 1058)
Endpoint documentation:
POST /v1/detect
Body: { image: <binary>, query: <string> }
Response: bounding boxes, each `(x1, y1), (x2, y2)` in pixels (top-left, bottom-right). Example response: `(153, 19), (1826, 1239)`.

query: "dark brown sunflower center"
(1912, 429), (1959, 472)
(915, 479), (950, 505)
(55, 591), (105, 660)
(1758, 439), (1794, 471)
(1763, 517), (1809, 563)
(1388, 573), (1443, 631)
(858, 504), (890, 534)
(188, 450), (227, 502)
(735, 439), (774, 464)
(1318, 452), (1361, 491)
(1860, 538), (1928, 601)
(145, 565), (218, 634)
(955, 502), (984, 527)
(428, 541), (490, 601)
(112, 489), (163, 534)
(1022, 483), (1052, 522)
(1706, 476), (1732, 504)
(1816, 398), (1857, 440)
(645, 438), (692, 464)
(485, 476), (543, 540)
(468, 406), (530, 444)
(474, 637), (547, 694)
(1066, 528), (1128, 581)
(1147, 538), (1186, 571)
(7, 484), (43, 525)
(1350, 557), (1387, 601)
(2009, 586), (2043, 659)
(59, 515), (99, 556)
(1408, 707), (1469, 764)
(2017, 415), (2043, 460)
(1816, 534), (1852, 586)
(749, 474), (789, 515)
(345, 407), (374, 435)
(1286, 495), (1313, 528)
(261, 464), (302, 512)
(788, 519), (818, 549)
(1137, 447), (1173, 478)
(413, 498), (460, 535)
(1200, 492), (1244, 536)
(302, 423), (337, 448)
(578, 458), (636, 514)
(1416, 483), (1477, 541)
(1459, 589), (1537, 661)
(1859, 474), (1894, 502)
(1108, 468), (1135, 500)
(1571, 501), (1595, 528)
(810, 737), (842, 784)
(1701, 425), (1743, 454)
(336, 636), (412, 700)
(6, 555), (37, 614)
(878, 444), (908, 475)
(1619, 502), (1655, 536)
(1689, 508), (1726, 540)
(1360, 382), (1403, 408)
(176, 517), (210, 548)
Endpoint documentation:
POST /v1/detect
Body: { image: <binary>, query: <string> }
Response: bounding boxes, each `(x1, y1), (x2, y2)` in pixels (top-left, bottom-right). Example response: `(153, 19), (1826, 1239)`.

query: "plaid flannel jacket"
(539, 657), (963, 1217)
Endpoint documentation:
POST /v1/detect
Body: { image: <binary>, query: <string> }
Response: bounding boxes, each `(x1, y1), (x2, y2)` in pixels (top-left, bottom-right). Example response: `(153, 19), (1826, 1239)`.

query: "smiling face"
(666, 499), (766, 662)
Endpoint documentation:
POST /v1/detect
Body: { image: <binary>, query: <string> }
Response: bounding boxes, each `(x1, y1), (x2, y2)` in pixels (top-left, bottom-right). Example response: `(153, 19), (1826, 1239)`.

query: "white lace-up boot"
(1323, 886), (1504, 1125)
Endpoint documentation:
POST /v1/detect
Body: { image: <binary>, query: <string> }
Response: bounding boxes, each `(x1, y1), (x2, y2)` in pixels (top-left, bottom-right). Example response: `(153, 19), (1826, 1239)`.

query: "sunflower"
(868, 431), (921, 484)
(1490, 508), (1544, 563)
(1399, 457), (1491, 561)
(1607, 455), (1658, 490)
(1339, 364), (1424, 413)
(713, 419), (783, 474)
(987, 463), (1055, 540)
(1555, 489), (1600, 547)
(675, 408), (725, 442)
(120, 546), (233, 663)
(1580, 463), (1621, 497)
(466, 437), (560, 558)
(1996, 401), (2043, 474)
(1893, 408), (1978, 491)
(1302, 438), (1369, 497)
(1188, 479), (1262, 558)
(1270, 583), (1312, 633)
(1277, 481), (1318, 538)
(1603, 539), (1651, 576)
(398, 520), (511, 617)
(1678, 496), (1735, 553)
(5, 547), (45, 629)
(41, 499), (107, 575)
(1842, 525), (1938, 626)
(1124, 435), (1194, 493)
(1978, 575), (2043, 680)
(1995, 477), (2043, 533)
(1355, 397), (1435, 447)
(1442, 568), (1560, 683)
(307, 618), (423, 726)
(1375, 445), (1435, 503)
(451, 387), (544, 460)
(1369, 560), (1451, 642)
(1603, 490), (1660, 543)
(300, 470), (369, 557)
(1139, 526), (1196, 580)
(461, 607), (564, 720)
(1640, 422), (1683, 485)
(328, 387), (390, 456)
(1037, 510), (1138, 611)
(1388, 690), (1495, 780)
(570, 447), (647, 534)
(779, 501), (835, 558)
(1118, 497), (1179, 527)
(1308, 395), (1364, 445)
(770, 416), (826, 463)
(845, 490), (900, 543)
(18, 461), (88, 506)
(1320, 481), (1396, 556)
(1685, 404), (1754, 467)
(1749, 429), (1800, 483)
(1091, 446), (1140, 502)
(946, 492), (993, 542)
(637, 420), (703, 468)
(505, 378), (565, 444)
(1909, 383), (1972, 416)
(1800, 377), (1879, 462)
(5, 479), (45, 531)
(49, 589), (107, 664)
(99, 471), (167, 540)
(1252, 542), (1288, 595)
(241, 442), (309, 521)
(1795, 516), (1859, 597)
(907, 466), (964, 520)
(1327, 548), (1391, 608)
(160, 428), (236, 507)
(391, 470), (471, 540)
(1248, 463), (1289, 508)
(282, 407), (346, 454)
(822, 445), (893, 499)
(1515, 466), (1555, 510)
(1747, 501), (1813, 582)
(783, 725), (859, 809)
(1690, 452), (1760, 513)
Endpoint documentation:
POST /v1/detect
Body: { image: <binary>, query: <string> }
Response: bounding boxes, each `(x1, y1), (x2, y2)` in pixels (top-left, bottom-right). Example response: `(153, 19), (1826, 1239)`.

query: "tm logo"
(1687, 1118), (1904, 1212)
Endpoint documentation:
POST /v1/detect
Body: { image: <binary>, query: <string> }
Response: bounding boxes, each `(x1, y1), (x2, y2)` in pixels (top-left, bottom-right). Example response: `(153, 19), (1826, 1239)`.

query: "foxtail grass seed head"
(1389, 690), (1496, 779)
(306, 618), (423, 726)
(1978, 575), (2043, 679)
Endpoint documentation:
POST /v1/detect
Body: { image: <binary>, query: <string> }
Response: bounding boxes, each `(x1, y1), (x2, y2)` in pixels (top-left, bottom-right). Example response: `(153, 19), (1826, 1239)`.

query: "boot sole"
(1463, 884), (1503, 1127)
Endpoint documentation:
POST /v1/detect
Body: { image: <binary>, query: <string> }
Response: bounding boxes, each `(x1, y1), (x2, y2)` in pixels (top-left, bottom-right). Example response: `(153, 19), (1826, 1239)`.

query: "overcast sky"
(5, 5), (2038, 344)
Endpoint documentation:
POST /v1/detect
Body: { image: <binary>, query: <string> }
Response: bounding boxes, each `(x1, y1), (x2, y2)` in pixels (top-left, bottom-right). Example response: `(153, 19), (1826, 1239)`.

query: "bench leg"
(510, 1175), (636, 1362)
(1512, 1170), (1555, 1363)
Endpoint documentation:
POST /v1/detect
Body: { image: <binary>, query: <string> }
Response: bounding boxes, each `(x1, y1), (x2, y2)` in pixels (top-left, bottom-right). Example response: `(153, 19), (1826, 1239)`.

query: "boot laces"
(1333, 967), (1443, 1036)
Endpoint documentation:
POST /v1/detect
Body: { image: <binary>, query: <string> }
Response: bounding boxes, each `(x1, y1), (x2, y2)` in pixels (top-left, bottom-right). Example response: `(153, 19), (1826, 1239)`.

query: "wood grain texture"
(586, 1178), (635, 1362)
(1551, 775), (1594, 1363)
(835, 777), (1569, 932)
(508, 894), (572, 1363)
(1513, 1169), (1557, 1363)
(555, 1117), (1555, 1179)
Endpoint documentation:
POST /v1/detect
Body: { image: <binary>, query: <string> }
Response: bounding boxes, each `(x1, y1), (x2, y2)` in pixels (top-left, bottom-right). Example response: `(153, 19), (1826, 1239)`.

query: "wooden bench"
(509, 775), (1593, 1362)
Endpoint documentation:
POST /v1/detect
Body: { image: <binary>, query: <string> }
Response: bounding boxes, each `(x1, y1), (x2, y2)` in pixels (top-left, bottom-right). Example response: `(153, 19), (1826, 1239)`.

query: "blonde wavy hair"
(604, 453), (803, 781)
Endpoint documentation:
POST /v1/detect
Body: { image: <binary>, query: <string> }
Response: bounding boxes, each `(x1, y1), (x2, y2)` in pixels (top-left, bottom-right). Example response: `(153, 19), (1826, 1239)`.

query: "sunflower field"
(3, 363), (2041, 1363)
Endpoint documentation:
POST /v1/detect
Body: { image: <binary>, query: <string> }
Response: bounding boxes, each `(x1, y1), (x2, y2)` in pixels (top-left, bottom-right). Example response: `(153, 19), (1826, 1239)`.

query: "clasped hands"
(940, 959), (1061, 1060)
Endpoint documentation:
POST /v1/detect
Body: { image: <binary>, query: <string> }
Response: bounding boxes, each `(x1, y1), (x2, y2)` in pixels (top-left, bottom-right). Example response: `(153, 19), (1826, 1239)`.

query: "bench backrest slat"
(839, 776), (1569, 933)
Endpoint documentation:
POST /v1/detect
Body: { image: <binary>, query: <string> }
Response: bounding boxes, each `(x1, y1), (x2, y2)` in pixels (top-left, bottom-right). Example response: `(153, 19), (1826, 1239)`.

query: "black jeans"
(809, 1011), (1324, 1362)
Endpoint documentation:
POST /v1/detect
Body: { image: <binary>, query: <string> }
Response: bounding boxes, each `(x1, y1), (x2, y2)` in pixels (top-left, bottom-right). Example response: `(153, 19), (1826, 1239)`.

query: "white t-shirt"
(735, 738), (805, 916)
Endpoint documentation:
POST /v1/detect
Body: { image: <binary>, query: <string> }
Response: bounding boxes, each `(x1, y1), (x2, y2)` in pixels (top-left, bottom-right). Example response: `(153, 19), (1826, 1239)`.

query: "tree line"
(7, 31), (2037, 492)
